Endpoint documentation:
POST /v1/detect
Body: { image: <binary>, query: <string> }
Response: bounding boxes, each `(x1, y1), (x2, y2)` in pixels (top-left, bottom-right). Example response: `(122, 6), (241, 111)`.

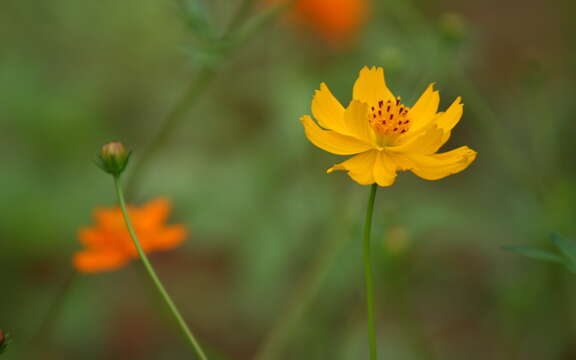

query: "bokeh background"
(2, 0), (576, 359)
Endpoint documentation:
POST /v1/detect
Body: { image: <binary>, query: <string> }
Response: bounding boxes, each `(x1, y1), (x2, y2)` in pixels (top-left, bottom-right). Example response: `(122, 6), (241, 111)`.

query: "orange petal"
(78, 228), (120, 249)
(94, 207), (125, 230)
(150, 225), (187, 251)
(138, 197), (171, 229)
(73, 250), (129, 273)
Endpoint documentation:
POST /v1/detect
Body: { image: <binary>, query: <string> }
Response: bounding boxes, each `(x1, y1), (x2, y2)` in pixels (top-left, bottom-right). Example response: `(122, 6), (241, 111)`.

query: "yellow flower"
(300, 66), (477, 186)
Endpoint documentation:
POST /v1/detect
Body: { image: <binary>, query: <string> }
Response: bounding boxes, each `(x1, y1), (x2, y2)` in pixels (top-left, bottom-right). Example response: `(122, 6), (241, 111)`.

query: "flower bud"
(96, 141), (131, 176)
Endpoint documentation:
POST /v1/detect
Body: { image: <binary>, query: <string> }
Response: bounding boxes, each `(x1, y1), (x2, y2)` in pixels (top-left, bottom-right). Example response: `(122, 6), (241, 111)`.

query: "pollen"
(368, 97), (411, 140)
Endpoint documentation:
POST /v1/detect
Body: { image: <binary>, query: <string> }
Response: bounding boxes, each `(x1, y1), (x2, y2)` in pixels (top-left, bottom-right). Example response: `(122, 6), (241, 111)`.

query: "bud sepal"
(96, 142), (131, 177)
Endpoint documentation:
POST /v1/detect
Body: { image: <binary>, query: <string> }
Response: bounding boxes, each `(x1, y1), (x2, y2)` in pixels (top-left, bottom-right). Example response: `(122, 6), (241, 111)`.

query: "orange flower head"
(74, 197), (187, 273)
(270, 0), (368, 45)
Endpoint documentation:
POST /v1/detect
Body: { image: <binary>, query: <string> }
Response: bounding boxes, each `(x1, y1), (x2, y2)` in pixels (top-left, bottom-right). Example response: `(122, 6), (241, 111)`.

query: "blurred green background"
(2, 0), (576, 359)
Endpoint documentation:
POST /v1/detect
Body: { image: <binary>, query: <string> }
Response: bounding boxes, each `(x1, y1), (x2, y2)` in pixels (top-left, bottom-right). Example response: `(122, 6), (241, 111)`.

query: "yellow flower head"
(300, 66), (477, 186)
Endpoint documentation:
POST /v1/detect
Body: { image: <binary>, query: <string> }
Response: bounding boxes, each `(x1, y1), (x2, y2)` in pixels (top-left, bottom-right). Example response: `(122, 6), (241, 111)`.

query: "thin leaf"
(502, 245), (565, 263)
(551, 233), (576, 266)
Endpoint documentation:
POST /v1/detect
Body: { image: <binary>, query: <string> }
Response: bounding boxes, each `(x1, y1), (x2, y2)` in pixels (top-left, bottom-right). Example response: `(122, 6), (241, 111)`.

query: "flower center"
(368, 97), (411, 146)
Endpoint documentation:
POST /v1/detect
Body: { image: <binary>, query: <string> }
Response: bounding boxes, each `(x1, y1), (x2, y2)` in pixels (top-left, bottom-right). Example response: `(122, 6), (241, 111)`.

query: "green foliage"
(504, 233), (576, 273)
(1, 0), (576, 359)
(0, 331), (11, 355)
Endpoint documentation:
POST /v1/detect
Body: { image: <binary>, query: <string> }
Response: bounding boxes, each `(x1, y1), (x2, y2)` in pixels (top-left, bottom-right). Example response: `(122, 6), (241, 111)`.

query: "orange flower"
(269, 0), (369, 45)
(74, 197), (187, 273)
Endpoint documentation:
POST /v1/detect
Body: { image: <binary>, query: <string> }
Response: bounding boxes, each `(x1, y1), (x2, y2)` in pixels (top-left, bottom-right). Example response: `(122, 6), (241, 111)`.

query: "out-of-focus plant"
(126, 0), (291, 198)
(95, 142), (208, 359)
(298, 65), (476, 359)
(267, 0), (369, 47)
(504, 233), (576, 273)
(74, 197), (186, 273)
(0, 329), (11, 355)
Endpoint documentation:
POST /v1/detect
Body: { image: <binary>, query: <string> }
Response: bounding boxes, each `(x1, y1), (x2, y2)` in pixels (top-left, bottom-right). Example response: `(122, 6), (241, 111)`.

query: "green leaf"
(502, 245), (565, 263)
(176, 0), (216, 42)
(551, 233), (576, 273)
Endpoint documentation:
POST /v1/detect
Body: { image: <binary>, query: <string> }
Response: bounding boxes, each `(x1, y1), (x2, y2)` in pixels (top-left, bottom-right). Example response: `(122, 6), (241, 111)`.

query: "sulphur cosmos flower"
(267, 0), (368, 46)
(300, 66), (477, 186)
(74, 198), (186, 273)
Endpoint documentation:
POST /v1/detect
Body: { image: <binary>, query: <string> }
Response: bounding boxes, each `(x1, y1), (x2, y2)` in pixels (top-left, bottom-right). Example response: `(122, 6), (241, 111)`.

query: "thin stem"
(254, 220), (349, 360)
(33, 271), (77, 347)
(124, 1), (289, 200)
(224, 0), (256, 37)
(113, 176), (208, 360)
(125, 66), (217, 199)
(363, 184), (378, 360)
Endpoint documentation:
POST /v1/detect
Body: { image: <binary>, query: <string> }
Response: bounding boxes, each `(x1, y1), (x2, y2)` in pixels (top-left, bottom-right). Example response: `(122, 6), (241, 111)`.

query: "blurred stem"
(125, 66), (216, 199)
(254, 217), (349, 360)
(363, 184), (378, 360)
(113, 175), (208, 360)
(33, 271), (78, 346)
(125, 1), (289, 200)
(224, 0), (256, 36)
(451, 70), (549, 204)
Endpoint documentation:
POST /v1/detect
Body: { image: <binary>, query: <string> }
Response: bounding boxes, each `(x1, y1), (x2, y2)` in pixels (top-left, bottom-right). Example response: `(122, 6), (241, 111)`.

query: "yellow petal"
(393, 146), (477, 180)
(408, 83), (440, 133)
(352, 66), (395, 106)
(387, 126), (445, 155)
(342, 100), (375, 144)
(327, 150), (378, 185)
(434, 97), (464, 147)
(311, 82), (347, 133)
(435, 97), (463, 131)
(373, 151), (397, 186)
(300, 115), (373, 155)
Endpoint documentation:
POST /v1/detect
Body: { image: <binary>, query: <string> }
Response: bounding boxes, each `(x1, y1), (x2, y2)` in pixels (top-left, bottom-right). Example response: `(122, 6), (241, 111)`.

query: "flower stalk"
(363, 184), (378, 360)
(113, 174), (208, 360)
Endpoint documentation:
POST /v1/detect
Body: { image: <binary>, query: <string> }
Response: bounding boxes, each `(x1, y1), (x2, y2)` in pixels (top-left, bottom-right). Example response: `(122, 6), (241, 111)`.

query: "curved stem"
(113, 175), (208, 360)
(363, 184), (378, 360)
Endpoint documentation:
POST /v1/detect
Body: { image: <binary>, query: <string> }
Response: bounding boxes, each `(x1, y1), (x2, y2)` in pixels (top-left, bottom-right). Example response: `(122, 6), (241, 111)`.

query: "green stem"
(363, 184), (378, 360)
(33, 271), (77, 347)
(224, 0), (256, 37)
(113, 175), (208, 360)
(124, 1), (289, 200)
(254, 219), (349, 360)
(125, 66), (217, 199)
